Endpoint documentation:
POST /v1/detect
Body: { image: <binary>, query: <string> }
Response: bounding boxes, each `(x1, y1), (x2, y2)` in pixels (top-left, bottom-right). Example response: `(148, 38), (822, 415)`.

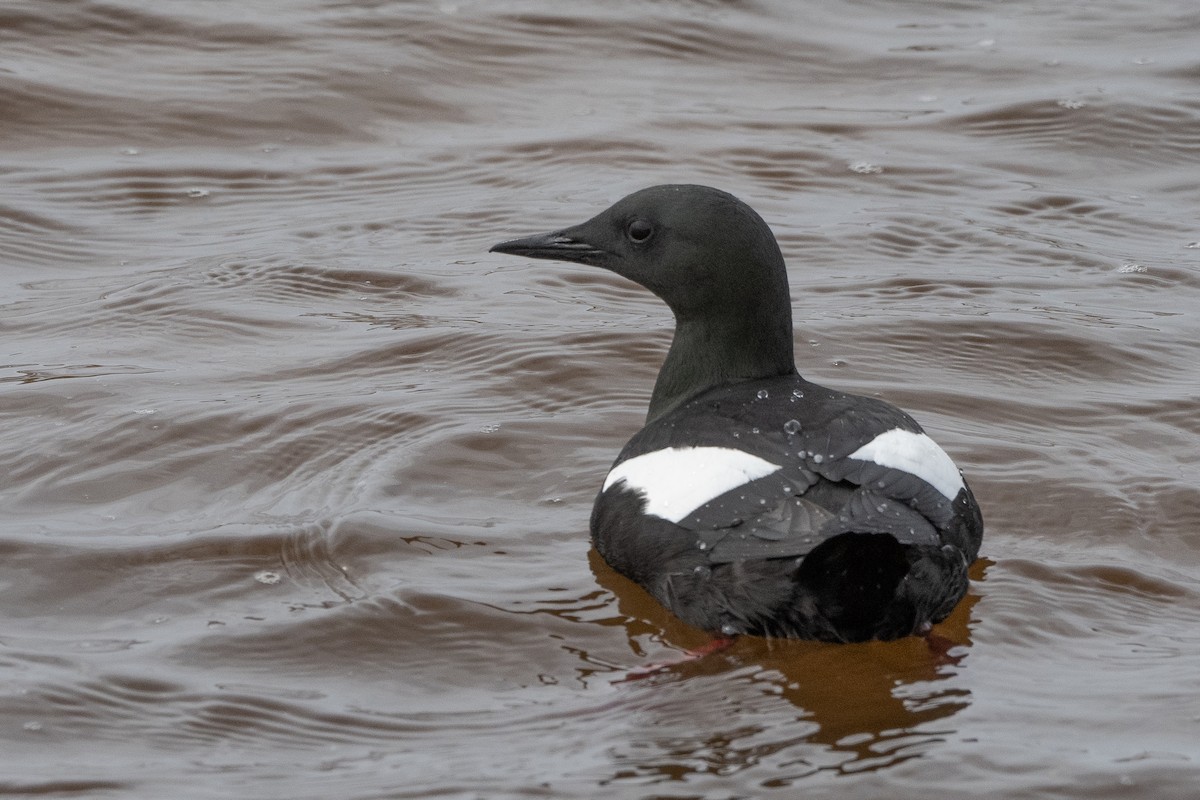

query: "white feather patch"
(847, 428), (964, 500)
(603, 446), (781, 523)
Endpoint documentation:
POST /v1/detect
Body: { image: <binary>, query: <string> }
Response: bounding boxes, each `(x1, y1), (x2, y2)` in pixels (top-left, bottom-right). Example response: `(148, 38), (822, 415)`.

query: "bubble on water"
(1057, 98), (1086, 109)
(254, 570), (281, 585)
(186, 187), (210, 198)
(756, 389), (769, 400)
(784, 419), (802, 435)
(697, 541), (708, 551)
(133, 408), (157, 415)
(22, 721), (43, 732)
(849, 161), (883, 174)
(1118, 263), (1147, 273)
(812, 454), (824, 464)
(792, 388), (805, 399)
(479, 423), (500, 433)
(751, 427), (760, 434)
(119, 147), (140, 156)
(720, 623), (738, 636)
(692, 565), (711, 578)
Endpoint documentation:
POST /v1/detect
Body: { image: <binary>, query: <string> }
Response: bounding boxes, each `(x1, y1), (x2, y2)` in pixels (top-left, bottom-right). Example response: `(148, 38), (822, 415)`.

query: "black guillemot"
(491, 184), (983, 642)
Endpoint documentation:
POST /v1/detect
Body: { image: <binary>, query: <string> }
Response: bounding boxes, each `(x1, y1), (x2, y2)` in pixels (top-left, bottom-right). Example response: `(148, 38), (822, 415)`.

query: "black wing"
(612, 375), (956, 565)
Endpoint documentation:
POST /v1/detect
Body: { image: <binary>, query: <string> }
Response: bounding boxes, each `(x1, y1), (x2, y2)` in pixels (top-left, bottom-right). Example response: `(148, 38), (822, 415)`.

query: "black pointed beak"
(490, 229), (608, 265)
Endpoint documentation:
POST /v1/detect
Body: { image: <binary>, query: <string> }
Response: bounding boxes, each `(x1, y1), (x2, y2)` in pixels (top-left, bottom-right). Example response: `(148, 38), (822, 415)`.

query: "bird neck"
(647, 306), (796, 424)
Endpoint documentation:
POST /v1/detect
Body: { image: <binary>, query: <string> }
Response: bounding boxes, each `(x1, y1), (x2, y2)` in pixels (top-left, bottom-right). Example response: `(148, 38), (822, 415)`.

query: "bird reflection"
(587, 548), (989, 772)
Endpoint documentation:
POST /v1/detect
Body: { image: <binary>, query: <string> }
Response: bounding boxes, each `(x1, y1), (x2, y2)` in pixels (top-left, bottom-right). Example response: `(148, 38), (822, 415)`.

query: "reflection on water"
(592, 550), (983, 779)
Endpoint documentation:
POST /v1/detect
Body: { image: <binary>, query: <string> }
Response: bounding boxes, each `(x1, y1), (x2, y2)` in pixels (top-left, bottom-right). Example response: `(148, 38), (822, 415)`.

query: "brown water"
(3, 1), (1199, 797)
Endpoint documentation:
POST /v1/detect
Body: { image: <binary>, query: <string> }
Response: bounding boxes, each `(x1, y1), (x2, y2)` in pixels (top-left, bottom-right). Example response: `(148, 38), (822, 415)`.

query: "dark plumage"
(491, 185), (983, 642)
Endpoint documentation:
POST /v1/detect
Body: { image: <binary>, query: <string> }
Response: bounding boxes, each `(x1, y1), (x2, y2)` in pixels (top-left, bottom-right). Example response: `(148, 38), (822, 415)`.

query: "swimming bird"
(491, 185), (983, 642)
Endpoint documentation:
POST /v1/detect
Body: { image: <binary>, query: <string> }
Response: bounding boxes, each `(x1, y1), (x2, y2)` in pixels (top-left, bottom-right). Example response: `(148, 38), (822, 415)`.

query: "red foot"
(616, 636), (737, 682)
(923, 630), (964, 666)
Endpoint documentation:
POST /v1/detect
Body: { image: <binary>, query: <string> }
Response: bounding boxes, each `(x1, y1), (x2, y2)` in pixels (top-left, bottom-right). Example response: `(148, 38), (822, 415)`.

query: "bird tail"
(791, 532), (919, 642)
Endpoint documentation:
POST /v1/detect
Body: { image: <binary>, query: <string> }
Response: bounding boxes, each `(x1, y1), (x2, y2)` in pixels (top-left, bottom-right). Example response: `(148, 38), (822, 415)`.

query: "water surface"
(2, 1), (1199, 797)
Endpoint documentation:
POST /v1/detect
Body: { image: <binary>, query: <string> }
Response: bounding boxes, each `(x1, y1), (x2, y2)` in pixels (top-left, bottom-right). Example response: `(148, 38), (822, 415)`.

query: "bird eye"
(626, 219), (653, 243)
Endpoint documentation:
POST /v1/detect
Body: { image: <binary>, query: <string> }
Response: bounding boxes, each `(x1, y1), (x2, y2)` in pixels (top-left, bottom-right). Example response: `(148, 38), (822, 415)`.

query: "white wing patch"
(848, 428), (964, 500)
(603, 446), (781, 523)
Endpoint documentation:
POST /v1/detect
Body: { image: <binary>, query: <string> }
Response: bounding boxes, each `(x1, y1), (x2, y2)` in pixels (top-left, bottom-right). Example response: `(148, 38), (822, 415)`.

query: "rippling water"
(3, 1), (1199, 797)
